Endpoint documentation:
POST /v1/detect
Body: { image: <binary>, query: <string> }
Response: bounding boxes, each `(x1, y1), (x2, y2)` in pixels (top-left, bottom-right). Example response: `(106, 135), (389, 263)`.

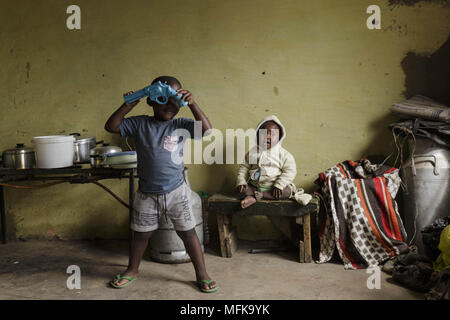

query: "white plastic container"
(32, 135), (75, 169)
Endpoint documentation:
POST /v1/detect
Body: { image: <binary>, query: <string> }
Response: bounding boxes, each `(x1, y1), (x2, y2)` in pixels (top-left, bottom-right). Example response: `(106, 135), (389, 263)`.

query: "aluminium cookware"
(70, 133), (104, 164)
(89, 143), (122, 168)
(2, 143), (36, 169)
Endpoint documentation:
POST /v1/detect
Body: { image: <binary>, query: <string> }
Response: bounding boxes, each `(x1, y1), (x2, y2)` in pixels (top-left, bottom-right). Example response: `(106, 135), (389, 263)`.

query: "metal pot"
(70, 133), (103, 164)
(2, 143), (35, 169)
(90, 143), (122, 167)
(401, 137), (450, 256)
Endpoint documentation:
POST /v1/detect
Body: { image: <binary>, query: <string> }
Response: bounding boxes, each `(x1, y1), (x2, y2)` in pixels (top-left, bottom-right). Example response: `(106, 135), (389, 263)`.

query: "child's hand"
(177, 89), (195, 106)
(237, 185), (248, 193)
(272, 187), (282, 199)
(124, 91), (140, 107)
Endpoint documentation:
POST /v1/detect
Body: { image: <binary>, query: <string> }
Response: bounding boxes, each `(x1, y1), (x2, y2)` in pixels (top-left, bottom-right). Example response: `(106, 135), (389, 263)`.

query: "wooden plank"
(210, 193), (319, 261)
(225, 227), (238, 257)
(216, 213), (235, 258)
(297, 216), (304, 263)
(299, 240), (305, 263)
(208, 194), (318, 217)
(222, 215), (235, 257)
(303, 214), (312, 263)
(216, 213), (227, 258)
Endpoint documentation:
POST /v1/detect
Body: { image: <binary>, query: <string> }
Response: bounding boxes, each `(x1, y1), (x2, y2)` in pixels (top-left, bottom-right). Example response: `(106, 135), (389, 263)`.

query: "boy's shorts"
(130, 182), (196, 232)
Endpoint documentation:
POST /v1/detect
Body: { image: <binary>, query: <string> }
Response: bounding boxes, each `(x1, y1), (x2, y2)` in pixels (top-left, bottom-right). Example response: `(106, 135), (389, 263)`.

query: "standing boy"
(105, 76), (217, 293)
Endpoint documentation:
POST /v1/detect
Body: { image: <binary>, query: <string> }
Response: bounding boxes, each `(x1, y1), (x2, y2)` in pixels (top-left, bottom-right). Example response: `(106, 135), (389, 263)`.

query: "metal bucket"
(401, 137), (450, 256)
(148, 168), (204, 263)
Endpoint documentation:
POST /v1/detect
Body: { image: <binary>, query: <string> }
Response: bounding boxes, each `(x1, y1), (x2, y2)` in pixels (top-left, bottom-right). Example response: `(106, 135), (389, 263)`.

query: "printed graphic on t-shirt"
(163, 136), (179, 152)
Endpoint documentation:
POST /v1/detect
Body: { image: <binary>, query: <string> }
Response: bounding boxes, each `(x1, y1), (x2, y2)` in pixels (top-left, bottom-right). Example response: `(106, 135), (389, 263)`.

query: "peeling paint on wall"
(388, 0), (450, 8)
(383, 19), (409, 36)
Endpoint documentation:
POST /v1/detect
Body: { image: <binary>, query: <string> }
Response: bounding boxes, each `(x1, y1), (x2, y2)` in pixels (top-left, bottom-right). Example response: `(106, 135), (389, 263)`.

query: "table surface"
(0, 167), (134, 175)
(0, 166), (136, 244)
(0, 166), (135, 183)
(208, 193), (319, 217)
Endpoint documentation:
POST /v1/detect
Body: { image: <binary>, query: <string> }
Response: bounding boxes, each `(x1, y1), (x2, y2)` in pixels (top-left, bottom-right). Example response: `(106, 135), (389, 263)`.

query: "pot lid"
(3, 143), (34, 154)
(70, 133), (95, 143)
(90, 144), (122, 154)
(105, 151), (136, 157)
(78, 136), (95, 142)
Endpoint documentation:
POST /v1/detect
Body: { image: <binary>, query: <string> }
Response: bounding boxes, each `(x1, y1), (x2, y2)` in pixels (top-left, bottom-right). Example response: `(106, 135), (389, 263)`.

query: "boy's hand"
(179, 89), (212, 136)
(177, 89), (195, 106)
(272, 187), (282, 199)
(237, 185), (248, 193)
(124, 91), (140, 107)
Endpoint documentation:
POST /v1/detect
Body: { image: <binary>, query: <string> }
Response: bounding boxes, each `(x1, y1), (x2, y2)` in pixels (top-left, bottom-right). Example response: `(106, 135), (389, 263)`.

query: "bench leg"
(303, 214), (312, 263)
(296, 214), (312, 263)
(216, 213), (237, 258)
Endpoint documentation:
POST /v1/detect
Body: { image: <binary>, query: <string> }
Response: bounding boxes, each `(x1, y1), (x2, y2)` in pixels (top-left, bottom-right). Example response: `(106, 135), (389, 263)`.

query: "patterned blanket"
(315, 159), (409, 269)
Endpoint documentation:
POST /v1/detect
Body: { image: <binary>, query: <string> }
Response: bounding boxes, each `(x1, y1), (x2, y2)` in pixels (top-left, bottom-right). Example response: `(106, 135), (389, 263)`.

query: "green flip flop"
(197, 279), (219, 293)
(110, 274), (138, 289)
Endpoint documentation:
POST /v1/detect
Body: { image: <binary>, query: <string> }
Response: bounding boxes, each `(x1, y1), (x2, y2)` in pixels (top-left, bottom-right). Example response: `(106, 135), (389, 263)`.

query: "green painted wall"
(1, 0), (449, 241)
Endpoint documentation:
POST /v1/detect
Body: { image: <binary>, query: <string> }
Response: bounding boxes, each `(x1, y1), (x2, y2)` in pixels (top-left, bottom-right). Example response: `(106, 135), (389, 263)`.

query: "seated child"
(104, 75), (217, 293)
(236, 115), (297, 208)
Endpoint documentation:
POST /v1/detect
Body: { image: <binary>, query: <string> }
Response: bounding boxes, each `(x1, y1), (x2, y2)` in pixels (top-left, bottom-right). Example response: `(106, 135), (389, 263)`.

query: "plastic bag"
(421, 217), (450, 260)
(434, 225), (450, 272)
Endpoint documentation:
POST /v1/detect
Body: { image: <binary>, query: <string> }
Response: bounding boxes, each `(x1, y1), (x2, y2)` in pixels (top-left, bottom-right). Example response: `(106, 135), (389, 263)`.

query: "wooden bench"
(208, 193), (319, 263)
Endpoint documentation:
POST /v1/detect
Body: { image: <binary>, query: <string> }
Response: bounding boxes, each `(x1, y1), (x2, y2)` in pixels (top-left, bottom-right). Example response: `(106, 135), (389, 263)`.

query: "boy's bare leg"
(112, 230), (153, 286)
(240, 185), (257, 208)
(176, 228), (217, 291)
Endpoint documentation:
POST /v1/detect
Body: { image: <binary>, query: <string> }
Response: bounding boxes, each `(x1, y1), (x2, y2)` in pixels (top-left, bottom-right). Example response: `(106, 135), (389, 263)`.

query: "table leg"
(0, 186), (6, 244)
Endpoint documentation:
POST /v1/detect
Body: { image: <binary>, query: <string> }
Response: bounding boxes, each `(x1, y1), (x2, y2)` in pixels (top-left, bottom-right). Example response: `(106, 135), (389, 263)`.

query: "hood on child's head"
(255, 115), (287, 147)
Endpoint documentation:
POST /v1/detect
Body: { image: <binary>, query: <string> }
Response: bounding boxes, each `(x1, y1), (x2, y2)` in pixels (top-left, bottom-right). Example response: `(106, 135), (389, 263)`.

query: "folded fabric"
(315, 159), (409, 269)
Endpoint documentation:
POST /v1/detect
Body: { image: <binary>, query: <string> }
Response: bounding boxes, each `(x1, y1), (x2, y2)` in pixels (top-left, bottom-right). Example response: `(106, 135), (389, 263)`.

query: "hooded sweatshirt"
(236, 115), (297, 192)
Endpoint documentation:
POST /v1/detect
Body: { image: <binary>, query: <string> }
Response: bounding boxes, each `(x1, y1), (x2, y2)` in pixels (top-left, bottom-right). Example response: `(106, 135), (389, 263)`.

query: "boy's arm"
(177, 89), (212, 136)
(236, 152), (250, 188)
(236, 163), (250, 187)
(273, 154), (297, 191)
(105, 91), (140, 134)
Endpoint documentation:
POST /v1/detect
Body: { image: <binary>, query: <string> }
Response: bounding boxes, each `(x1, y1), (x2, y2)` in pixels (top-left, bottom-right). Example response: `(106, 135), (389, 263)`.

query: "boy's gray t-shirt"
(120, 115), (197, 194)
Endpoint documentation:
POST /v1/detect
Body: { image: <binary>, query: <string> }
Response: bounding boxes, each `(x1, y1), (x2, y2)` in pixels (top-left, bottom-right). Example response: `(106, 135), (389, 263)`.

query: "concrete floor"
(0, 239), (424, 300)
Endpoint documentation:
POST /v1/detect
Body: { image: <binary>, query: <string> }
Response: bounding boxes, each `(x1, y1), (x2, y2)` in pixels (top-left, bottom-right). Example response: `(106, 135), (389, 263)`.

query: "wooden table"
(0, 167), (136, 244)
(208, 193), (319, 263)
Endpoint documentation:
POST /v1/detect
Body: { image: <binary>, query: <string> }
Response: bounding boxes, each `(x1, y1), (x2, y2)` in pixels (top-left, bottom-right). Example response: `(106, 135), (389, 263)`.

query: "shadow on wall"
(358, 34), (450, 167)
(360, 113), (400, 166)
(401, 34), (450, 106)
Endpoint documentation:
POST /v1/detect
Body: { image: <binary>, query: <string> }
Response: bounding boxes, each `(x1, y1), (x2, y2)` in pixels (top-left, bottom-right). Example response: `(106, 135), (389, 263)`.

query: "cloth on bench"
(289, 185), (313, 205)
(315, 159), (409, 269)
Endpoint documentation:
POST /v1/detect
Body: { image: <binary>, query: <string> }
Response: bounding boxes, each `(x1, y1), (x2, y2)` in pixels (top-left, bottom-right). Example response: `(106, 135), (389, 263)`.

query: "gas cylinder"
(148, 168), (204, 263)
